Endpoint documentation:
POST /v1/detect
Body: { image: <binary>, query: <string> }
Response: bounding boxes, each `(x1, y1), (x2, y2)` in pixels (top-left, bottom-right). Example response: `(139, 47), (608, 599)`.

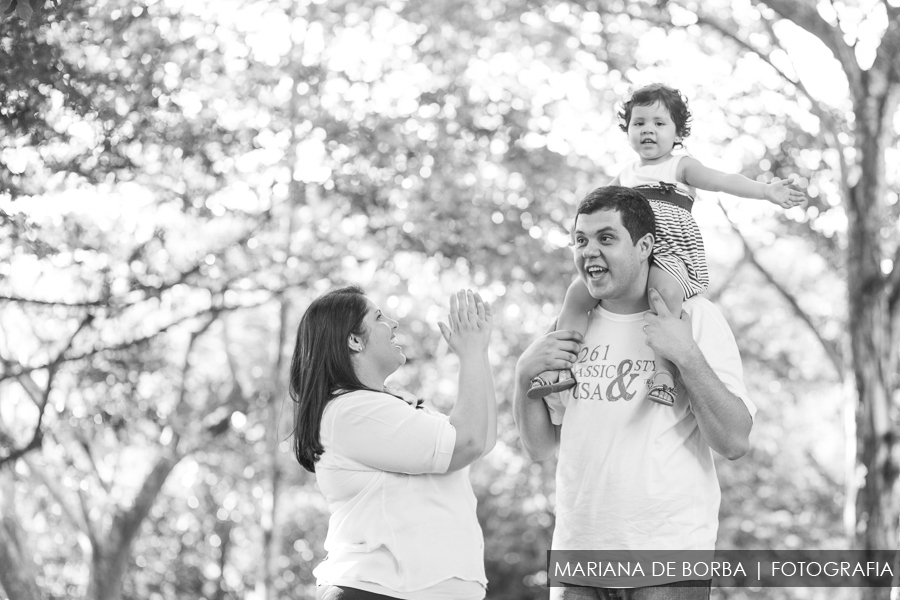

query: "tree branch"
(0, 296), (277, 384)
(110, 451), (182, 555)
(694, 11), (801, 88)
(76, 437), (113, 495)
(876, 0), (900, 80)
(887, 246), (900, 313)
(0, 369), (55, 466)
(0, 313), (93, 466)
(752, 0), (861, 91)
(691, 6), (846, 144)
(707, 254), (750, 303)
(20, 455), (93, 540)
(717, 200), (845, 377)
(0, 295), (108, 307)
(73, 473), (103, 551)
(0, 225), (262, 311)
(221, 318), (240, 388)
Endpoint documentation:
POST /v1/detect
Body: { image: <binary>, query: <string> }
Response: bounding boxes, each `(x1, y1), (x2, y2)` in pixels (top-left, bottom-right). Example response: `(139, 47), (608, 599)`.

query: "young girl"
(528, 83), (805, 405)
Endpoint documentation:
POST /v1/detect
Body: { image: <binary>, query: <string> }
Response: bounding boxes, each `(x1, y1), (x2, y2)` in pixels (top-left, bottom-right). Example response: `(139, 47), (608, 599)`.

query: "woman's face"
(357, 299), (406, 378)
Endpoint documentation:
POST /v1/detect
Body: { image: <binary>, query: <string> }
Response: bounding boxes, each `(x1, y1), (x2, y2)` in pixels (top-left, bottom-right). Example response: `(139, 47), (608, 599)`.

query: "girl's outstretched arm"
(678, 156), (805, 208)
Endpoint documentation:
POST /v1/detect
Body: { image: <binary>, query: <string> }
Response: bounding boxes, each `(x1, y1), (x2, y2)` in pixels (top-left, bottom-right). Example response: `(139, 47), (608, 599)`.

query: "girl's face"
(627, 101), (681, 165)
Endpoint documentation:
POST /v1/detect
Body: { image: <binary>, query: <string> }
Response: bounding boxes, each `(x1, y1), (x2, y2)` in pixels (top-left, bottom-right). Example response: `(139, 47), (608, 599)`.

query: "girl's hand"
(438, 289), (492, 356)
(765, 178), (806, 209)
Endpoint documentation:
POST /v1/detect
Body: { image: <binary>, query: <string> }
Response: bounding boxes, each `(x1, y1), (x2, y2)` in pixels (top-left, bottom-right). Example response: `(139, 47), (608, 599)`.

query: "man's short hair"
(575, 186), (655, 244)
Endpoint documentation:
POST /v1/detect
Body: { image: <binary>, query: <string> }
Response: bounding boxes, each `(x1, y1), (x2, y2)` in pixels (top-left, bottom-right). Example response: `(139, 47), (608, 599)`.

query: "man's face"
(573, 208), (653, 313)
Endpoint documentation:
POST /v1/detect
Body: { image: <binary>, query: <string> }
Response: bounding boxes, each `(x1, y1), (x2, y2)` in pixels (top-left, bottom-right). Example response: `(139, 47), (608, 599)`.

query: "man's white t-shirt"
(544, 296), (755, 551)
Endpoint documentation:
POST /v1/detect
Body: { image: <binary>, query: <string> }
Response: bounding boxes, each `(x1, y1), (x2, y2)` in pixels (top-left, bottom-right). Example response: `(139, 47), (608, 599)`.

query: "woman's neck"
(352, 358), (387, 391)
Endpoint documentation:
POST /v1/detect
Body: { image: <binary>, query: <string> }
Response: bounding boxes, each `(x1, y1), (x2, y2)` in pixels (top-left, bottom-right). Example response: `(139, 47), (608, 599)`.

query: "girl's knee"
(649, 271), (685, 310)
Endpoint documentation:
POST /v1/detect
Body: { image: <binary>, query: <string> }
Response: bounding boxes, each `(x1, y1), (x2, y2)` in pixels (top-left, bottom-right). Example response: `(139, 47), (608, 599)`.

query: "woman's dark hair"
(289, 285), (371, 472)
(617, 83), (693, 143)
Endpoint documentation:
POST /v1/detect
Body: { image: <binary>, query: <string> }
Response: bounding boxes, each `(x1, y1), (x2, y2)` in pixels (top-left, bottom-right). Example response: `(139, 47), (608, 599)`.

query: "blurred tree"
(0, 0), (895, 599)
(1, 0), (44, 24)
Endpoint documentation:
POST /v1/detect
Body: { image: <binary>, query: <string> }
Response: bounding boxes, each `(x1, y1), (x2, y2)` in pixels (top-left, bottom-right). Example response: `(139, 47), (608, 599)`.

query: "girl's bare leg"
(646, 265), (685, 406)
(526, 277), (597, 399)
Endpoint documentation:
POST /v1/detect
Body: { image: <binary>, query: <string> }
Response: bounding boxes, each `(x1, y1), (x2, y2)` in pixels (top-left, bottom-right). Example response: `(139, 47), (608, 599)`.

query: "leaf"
(1, 0), (16, 16)
(15, 0), (31, 20)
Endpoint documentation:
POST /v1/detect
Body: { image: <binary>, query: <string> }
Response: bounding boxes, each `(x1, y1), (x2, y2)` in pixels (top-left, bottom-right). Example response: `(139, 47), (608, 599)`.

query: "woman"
(291, 285), (496, 600)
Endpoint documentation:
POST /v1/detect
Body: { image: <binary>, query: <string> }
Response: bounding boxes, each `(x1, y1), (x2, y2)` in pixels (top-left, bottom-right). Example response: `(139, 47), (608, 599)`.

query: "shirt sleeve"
(687, 299), (757, 421)
(328, 391), (457, 475)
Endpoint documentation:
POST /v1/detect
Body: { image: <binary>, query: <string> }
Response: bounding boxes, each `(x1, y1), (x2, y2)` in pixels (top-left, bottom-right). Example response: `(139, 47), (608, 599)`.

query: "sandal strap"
(530, 376), (551, 388)
(648, 381), (677, 406)
(646, 372), (675, 388)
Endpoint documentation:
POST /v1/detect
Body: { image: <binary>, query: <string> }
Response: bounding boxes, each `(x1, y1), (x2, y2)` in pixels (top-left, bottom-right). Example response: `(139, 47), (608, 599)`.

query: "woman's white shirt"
(313, 389), (487, 599)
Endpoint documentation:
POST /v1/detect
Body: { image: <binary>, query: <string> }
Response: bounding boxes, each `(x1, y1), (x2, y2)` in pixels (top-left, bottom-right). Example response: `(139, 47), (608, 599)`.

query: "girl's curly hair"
(618, 84), (693, 142)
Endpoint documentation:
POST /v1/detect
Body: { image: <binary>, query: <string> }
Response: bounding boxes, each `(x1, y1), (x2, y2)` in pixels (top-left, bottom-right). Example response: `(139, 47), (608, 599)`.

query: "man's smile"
(585, 264), (608, 279)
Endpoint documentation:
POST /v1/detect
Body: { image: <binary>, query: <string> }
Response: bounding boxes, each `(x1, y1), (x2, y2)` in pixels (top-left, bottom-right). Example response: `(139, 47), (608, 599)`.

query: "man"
(514, 186), (754, 599)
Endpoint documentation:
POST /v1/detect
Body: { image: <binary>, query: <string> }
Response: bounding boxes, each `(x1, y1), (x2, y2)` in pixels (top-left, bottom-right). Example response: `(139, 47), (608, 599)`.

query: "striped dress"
(617, 155), (709, 299)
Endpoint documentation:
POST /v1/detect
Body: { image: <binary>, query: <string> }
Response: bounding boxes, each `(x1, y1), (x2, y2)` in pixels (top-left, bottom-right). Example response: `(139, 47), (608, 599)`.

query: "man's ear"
(637, 232), (654, 261)
(348, 334), (364, 353)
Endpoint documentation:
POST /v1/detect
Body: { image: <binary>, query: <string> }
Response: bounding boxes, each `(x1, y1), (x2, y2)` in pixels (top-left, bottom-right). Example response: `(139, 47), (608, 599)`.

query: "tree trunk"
(260, 195), (298, 599)
(86, 452), (182, 600)
(0, 470), (42, 600)
(848, 76), (898, 599)
(262, 300), (289, 600)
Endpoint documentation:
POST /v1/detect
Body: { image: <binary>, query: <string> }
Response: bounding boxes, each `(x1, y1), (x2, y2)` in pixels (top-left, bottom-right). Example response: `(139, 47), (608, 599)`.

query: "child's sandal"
(551, 370), (577, 394)
(647, 373), (677, 407)
(526, 370), (577, 400)
(527, 376), (554, 399)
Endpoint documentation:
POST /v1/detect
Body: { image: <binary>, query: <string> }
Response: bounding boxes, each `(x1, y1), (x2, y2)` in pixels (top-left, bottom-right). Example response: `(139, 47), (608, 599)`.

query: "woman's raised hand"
(438, 289), (492, 356)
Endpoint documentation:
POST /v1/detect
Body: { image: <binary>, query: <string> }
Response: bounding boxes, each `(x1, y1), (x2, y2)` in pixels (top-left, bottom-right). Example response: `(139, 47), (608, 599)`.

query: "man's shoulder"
(684, 295), (724, 317)
(683, 296), (739, 340)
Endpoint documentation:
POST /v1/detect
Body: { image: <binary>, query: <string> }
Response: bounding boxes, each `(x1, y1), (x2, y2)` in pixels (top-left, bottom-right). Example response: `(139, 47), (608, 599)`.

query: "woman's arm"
(438, 290), (495, 471)
(481, 351), (497, 457)
(446, 352), (489, 470)
(330, 393), (458, 475)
